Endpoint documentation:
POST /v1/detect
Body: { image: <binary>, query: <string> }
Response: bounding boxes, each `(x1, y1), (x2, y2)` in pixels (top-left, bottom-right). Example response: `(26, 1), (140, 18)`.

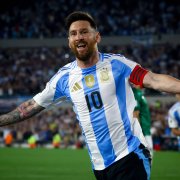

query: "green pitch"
(0, 148), (179, 180)
(151, 151), (180, 180)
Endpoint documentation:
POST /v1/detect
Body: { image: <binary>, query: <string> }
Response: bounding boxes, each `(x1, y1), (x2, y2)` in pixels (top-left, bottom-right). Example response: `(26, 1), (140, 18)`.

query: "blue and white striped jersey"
(33, 52), (147, 170)
(168, 102), (180, 128)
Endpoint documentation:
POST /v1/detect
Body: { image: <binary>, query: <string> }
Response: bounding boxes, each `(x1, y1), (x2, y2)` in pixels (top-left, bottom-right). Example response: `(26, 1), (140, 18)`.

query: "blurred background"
(0, 0), (180, 151)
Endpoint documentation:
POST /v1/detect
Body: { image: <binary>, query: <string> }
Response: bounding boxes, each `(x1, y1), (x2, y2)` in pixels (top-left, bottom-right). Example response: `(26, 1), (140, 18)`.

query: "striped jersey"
(33, 52), (147, 170)
(168, 102), (180, 128)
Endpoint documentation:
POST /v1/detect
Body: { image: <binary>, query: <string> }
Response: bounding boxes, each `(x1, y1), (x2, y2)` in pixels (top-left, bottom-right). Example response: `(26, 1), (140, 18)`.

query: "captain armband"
(129, 65), (149, 88)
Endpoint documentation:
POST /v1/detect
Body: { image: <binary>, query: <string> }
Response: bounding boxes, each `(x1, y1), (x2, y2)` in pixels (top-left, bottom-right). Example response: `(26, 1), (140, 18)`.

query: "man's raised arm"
(0, 99), (45, 127)
(143, 71), (180, 94)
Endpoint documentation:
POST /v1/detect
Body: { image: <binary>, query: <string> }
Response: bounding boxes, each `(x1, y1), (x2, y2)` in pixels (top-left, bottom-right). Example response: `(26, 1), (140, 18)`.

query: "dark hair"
(65, 11), (97, 31)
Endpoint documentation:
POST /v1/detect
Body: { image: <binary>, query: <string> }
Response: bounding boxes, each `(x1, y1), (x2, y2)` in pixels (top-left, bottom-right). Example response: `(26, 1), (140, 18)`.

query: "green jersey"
(133, 88), (151, 136)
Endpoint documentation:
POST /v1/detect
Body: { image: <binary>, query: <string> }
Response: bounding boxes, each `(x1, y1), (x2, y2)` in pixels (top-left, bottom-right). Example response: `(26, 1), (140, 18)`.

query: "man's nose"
(76, 32), (84, 39)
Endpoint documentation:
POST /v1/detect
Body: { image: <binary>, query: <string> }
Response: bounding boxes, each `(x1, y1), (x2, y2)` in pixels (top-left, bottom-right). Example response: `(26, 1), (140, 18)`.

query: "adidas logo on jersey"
(71, 82), (82, 92)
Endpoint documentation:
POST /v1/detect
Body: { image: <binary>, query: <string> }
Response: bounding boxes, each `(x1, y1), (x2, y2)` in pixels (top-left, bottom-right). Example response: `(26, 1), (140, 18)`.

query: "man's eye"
(82, 31), (88, 34)
(69, 32), (76, 36)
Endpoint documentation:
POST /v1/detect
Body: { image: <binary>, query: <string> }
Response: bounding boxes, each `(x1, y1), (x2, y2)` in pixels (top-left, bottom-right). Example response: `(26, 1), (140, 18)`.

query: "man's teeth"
(77, 44), (86, 48)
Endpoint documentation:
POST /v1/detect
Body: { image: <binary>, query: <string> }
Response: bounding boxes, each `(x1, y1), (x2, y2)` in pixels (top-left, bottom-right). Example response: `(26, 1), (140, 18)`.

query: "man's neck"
(77, 51), (99, 69)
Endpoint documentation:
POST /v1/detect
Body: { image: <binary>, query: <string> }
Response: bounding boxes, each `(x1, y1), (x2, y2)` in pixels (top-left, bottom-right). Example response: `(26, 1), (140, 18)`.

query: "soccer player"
(1, 11), (180, 180)
(168, 94), (180, 136)
(133, 86), (153, 157)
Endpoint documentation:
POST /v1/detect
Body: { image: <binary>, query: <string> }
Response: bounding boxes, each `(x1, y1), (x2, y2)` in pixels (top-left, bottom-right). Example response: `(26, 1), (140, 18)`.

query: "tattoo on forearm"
(17, 99), (37, 118)
(0, 99), (44, 127)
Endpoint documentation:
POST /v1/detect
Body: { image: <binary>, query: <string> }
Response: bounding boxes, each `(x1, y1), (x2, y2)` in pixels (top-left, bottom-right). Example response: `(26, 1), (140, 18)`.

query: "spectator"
(0, 0), (179, 39)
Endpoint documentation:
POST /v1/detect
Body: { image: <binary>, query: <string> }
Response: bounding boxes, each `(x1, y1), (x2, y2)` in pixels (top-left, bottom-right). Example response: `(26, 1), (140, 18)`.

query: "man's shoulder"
(101, 52), (137, 69)
(101, 53), (127, 65)
(61, 61), (76, 70)
(102, 53), (125, 60)
(49, 61), (77, 84)
(171, 102), (180, 110)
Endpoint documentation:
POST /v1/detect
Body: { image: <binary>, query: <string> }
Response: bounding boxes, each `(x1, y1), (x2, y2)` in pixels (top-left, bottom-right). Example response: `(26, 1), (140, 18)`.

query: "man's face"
(68, 21), (100, 62)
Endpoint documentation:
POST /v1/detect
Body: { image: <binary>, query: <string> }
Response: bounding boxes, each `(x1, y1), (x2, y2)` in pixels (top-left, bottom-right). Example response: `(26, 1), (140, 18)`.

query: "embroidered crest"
(100, 68), (110, 82)
(85, 75), (95, 88)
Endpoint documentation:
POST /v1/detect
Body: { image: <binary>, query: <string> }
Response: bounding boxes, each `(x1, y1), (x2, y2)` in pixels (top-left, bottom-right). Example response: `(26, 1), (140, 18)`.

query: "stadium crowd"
(0, 0), (179, 38)
(0, 46), (71, 96)
(0, 43), (179, 150)
(0, 105), (85, 148)
(0, 99), (177, 150)
(0, 44), (179, 97)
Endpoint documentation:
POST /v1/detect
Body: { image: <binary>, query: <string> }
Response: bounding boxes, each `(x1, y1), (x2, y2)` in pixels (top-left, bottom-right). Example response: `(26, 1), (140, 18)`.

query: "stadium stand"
(0, 0), (179, 38)
(0, 0), (179, 150)
(0, 44), (179, 97)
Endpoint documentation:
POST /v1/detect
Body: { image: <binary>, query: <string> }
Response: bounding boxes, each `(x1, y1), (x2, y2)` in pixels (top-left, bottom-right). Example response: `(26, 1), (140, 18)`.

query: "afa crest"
(100, 68), (110, 82)
(85, 74), (95, 88)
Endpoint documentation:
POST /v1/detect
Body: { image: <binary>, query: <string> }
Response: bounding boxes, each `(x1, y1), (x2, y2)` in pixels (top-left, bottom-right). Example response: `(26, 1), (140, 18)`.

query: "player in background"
(133, 86), (153, 157)
(1, 11), (180, 180)
(168, 94), (180, 150)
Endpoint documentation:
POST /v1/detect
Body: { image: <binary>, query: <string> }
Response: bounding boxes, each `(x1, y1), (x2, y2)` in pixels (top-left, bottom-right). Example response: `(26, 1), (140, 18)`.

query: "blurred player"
(133, 86), (153, 157)
(1, 11), (180, 180)
(168, 94), (180, 150)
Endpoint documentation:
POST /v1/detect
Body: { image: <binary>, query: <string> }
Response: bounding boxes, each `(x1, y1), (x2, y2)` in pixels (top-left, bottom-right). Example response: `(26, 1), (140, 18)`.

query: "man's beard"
(71, 42), (95, 62)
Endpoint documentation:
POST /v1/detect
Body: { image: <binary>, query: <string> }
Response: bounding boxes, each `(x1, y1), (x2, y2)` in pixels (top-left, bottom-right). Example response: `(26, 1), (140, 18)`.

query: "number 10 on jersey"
(85, 91), (103, 112)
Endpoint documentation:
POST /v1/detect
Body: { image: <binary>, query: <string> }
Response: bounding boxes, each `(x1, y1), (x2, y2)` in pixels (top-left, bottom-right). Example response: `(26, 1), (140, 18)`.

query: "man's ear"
(96, 32), (101, 43)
